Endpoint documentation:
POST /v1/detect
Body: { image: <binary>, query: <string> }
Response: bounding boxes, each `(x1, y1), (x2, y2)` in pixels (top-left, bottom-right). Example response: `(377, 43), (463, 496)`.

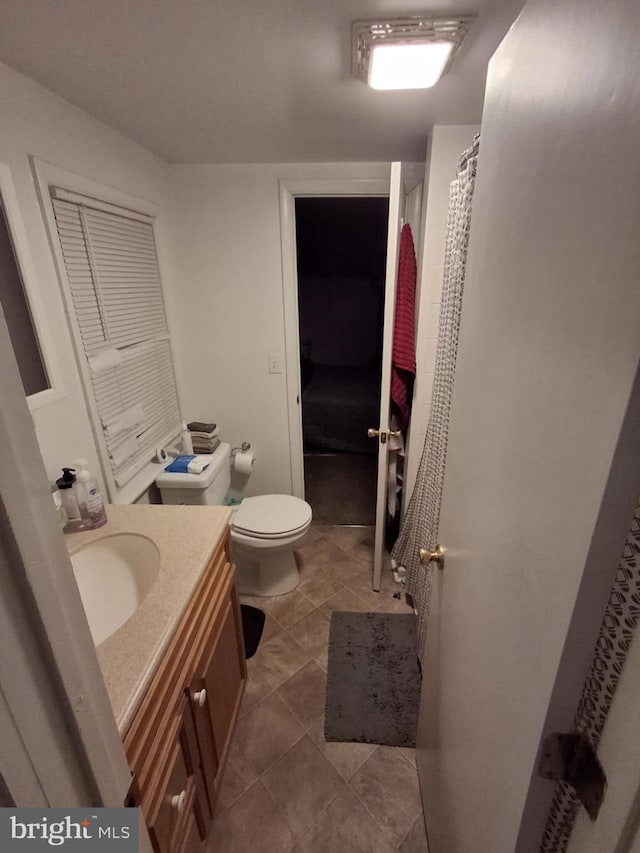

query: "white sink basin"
(71, 533), (160, 646)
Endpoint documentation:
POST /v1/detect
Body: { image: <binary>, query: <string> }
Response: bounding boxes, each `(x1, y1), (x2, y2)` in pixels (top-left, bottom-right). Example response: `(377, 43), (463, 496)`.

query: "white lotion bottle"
(181, 422), (194, 455)
(72, 458), (107, 529)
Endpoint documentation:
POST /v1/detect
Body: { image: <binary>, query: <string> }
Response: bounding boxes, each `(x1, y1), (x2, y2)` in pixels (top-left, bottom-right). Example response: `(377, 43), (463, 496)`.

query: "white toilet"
(156, 443), (312, 596)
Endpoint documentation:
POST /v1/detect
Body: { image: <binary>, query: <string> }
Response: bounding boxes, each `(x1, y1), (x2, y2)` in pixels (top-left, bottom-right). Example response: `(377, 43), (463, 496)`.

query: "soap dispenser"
(55, 467), (83, 532)
(72, 458), (107, 530)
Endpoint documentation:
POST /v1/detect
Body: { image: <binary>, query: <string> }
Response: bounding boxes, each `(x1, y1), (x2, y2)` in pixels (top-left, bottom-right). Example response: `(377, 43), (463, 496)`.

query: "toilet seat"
(231, 494), (312, 539)
(232, 522), (309, 541)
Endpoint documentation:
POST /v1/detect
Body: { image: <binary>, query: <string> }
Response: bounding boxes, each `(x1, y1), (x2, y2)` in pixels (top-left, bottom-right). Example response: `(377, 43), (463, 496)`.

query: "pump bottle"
(72, 458), (107, 529)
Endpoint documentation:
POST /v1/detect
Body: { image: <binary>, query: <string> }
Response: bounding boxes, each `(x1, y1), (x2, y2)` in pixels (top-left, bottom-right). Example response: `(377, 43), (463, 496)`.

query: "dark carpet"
(304, 452), (377, 525)
(324, 612), (421, 748)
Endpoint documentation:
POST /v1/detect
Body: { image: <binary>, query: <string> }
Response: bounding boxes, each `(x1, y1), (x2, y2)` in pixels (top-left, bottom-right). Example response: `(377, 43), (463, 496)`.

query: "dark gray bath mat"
(325, 611), (421, 747)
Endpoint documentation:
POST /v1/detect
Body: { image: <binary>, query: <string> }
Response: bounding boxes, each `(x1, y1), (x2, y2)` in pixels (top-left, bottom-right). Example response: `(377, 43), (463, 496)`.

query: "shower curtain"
(392, 135), (480, 660)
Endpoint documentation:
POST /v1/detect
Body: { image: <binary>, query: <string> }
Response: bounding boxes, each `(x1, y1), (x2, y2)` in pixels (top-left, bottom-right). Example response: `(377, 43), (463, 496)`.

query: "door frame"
(278, 177), (390, 499)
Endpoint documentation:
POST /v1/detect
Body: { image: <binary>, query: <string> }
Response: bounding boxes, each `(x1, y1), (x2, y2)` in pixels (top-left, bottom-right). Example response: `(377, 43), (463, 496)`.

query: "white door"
(371, 161), (403, 591)
(415, 0), (640, 851)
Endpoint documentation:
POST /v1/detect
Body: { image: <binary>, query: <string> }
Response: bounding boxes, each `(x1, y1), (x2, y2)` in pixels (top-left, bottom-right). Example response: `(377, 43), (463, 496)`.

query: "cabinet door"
(146, 699), (210, 853)
(189, 580), (246, 807)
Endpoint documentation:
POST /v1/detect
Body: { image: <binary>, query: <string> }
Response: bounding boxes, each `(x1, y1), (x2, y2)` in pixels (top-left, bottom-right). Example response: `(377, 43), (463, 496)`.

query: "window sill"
(113, 460), (169, 505)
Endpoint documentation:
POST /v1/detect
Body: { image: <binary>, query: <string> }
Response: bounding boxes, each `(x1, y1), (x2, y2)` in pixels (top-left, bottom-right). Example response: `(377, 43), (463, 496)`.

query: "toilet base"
(233, 547), (299, 597)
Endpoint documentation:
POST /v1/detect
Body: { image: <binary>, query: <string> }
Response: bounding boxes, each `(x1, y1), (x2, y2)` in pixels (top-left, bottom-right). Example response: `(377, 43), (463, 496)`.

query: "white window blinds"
(52, 193), (181, 489)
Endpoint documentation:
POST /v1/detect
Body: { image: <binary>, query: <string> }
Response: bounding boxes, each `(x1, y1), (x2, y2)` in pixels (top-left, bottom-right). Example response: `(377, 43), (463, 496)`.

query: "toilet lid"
(232, 495), (312, 537)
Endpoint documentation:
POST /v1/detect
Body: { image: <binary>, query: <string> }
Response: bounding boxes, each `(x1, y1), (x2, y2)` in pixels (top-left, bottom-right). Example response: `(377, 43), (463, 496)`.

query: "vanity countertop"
(65, 503), (232, 734)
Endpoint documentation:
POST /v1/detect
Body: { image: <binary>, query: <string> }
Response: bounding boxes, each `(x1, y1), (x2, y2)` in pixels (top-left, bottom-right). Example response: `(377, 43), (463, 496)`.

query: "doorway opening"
(294, 196), (389, 525)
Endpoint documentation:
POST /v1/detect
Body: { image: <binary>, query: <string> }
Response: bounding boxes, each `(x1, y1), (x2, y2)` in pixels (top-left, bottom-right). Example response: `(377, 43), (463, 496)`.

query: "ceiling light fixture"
(352, 16), (475, 91)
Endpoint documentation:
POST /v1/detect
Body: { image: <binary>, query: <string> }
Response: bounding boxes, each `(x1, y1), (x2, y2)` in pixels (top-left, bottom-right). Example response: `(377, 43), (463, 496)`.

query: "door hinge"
(538, 733), (607, 821)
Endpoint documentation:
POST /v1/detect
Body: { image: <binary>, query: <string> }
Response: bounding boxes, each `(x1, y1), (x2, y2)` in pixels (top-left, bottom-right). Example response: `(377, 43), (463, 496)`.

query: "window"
(51, 189), (181, 492)
(0, 195), (49, 396)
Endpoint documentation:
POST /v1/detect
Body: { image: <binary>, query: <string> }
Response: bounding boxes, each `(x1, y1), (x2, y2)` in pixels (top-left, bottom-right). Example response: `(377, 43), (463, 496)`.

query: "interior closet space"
(295, 196), (389, 525)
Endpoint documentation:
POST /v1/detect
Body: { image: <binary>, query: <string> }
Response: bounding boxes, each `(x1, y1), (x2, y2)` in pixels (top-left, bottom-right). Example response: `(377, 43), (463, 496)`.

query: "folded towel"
(164, 454), (212, 475)
(193, 437), (220, 454)
(190, 430), (218, 441)
(188, 421), (217, 434)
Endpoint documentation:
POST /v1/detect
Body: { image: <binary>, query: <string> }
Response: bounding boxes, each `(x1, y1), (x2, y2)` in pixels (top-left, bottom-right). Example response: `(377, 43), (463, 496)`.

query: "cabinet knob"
(171, 791), (187, 814)
(192, 688), (207, 708)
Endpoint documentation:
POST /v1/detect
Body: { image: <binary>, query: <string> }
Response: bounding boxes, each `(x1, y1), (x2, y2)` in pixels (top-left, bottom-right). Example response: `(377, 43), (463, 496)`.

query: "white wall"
(166, 162), (391, 498)
(405, 125), (480, 499)
(0, 54), (475, 508)
(0, 61), (171, 491)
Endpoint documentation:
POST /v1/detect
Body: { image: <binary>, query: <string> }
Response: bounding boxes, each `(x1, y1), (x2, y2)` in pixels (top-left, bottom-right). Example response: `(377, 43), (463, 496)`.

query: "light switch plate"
(268, 351), (283, 374)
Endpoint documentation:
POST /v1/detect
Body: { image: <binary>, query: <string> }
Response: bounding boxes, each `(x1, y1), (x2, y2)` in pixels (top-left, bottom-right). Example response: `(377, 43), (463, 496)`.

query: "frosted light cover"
(368, 41), (454, 90)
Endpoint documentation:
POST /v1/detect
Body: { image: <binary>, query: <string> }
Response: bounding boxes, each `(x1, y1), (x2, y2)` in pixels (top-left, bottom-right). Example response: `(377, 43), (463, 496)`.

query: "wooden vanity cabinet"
(124, 532), (246, 852)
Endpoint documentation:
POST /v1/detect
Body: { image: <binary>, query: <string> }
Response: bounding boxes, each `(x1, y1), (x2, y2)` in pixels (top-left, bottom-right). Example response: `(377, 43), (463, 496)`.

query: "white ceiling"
(0, 0), (524, 164)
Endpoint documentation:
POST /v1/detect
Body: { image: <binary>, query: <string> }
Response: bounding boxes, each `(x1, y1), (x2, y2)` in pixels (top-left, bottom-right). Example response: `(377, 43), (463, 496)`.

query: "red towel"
(390, 224), (417, 432)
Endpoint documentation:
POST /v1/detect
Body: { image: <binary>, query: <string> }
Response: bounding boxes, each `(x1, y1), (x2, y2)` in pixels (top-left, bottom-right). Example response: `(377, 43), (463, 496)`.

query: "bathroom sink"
(70, 533), (160, 646)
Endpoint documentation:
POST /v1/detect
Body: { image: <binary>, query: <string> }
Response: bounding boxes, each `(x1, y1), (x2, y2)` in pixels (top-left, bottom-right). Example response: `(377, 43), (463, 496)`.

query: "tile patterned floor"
(207, 524), (429, 853)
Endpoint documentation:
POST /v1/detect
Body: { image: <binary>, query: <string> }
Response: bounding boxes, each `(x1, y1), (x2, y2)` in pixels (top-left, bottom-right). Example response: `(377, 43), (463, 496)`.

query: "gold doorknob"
(368, 428), (401, 439)
(419, 544), (445, 570)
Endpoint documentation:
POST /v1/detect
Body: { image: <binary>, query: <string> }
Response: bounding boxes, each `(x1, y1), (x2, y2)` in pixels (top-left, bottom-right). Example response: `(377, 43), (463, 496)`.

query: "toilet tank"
(155, 442), (231, 506)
